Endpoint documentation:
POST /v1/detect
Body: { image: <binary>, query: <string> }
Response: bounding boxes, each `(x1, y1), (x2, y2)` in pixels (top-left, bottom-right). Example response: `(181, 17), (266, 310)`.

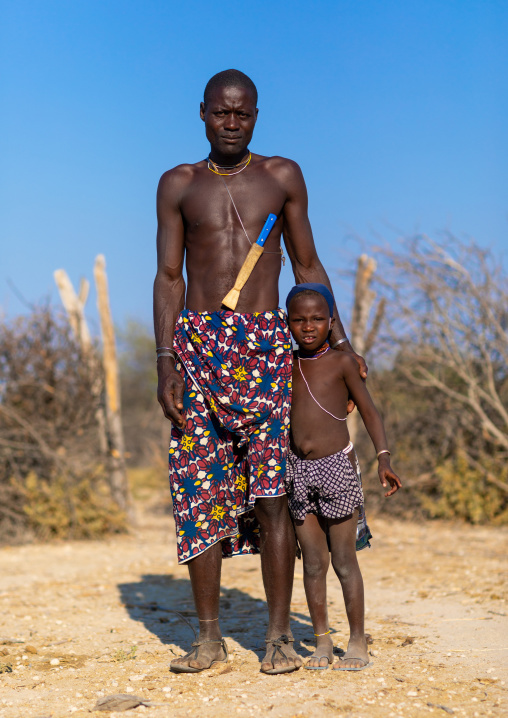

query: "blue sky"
(1, 0), (506, 333)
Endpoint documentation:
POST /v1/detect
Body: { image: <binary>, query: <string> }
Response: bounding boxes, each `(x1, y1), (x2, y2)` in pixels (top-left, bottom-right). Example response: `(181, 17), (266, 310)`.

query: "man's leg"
(170, 541), (226, 671)
(254, 495), (303, 672)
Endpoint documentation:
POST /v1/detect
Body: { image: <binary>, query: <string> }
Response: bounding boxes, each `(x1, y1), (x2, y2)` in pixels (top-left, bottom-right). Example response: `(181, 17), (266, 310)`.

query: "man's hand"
(157, 360), (186, 429)
(378, 456), (402, 498)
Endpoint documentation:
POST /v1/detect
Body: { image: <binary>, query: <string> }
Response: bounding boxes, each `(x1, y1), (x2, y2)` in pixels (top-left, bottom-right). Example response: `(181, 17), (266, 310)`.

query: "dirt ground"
(0, 493), (506, 718)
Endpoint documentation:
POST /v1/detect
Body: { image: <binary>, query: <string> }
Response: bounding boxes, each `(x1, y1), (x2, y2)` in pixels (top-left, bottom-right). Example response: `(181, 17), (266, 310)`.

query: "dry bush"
(0, 307), (127, 542)
(119, 320), (170, 469)
(362, 235), (508, 522)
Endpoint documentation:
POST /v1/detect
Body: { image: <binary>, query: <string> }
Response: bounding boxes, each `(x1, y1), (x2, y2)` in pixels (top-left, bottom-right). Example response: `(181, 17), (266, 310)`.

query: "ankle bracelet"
(199, 617), (219, 622)
(314, 629), (331, 637)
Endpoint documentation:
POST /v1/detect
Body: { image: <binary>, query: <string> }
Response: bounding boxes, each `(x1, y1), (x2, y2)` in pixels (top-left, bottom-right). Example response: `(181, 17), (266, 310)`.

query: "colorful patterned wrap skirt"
(285, 444), (372, 551)
(169, 309), (292, 564)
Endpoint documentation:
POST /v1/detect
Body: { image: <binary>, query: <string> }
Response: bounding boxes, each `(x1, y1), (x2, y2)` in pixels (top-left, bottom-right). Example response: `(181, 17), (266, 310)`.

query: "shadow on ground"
(118, 573), (316, 658)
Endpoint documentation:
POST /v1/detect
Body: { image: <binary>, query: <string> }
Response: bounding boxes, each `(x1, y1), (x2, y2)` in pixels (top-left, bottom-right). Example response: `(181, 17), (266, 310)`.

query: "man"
(154, 69), (366, 674)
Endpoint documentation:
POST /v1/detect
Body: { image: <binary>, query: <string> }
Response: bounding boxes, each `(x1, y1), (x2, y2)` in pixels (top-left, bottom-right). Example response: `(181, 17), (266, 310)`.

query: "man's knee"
(254, 495), (289, 524)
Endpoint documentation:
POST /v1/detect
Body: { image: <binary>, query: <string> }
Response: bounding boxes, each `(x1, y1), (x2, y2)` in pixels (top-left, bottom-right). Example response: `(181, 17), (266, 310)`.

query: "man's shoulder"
(159, 160), (205, 186)
(256, 154), (302, 177)
(254, 155), (305, 195)
(157, 160), (206, 201)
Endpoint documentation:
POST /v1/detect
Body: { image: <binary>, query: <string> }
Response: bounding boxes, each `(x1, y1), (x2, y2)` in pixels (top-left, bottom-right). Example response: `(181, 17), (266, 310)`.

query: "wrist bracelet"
(156, 352), (176, 360)
(376, 449), (391, 459)
(156, 346), (175, 353)
(331, 337), (349, 349)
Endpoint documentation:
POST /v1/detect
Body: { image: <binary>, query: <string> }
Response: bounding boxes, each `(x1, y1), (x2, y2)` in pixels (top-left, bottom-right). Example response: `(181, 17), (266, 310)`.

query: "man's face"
(200, 85), (258, 157)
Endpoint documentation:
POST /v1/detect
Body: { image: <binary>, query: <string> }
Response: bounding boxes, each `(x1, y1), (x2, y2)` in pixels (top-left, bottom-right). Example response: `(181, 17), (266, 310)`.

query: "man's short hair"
(204, 69), (258, 106)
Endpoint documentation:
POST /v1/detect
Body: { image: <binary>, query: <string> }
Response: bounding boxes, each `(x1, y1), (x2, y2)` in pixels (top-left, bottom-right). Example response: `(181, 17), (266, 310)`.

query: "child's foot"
(305, 634), (334, 669)
(332, 635), (370, 671)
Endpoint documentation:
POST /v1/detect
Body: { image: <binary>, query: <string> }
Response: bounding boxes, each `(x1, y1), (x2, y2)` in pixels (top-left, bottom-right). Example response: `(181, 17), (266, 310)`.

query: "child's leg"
(295, 514), (334, 668)
(328, 509), (369, 669)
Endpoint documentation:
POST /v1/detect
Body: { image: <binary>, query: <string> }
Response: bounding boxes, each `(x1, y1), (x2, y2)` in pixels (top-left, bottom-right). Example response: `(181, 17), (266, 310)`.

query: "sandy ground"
(0, 496), (506, 718)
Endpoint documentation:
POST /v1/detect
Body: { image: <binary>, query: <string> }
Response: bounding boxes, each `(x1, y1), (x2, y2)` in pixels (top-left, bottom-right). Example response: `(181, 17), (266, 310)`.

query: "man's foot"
(332, 635), (370, 671)
(305, 634), (334, 670)
(170, 638), (228, 674)
(261, 634), (303, 674)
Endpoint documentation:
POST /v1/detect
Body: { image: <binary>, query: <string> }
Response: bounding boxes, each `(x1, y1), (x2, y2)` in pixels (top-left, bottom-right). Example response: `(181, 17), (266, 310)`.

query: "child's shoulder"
(292, 349), (358, 370)
(328, 350), (358, 372)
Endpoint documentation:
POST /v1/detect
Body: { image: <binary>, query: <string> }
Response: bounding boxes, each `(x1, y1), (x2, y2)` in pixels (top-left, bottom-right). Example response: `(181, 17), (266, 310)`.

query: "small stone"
(25, 645), (38, 654)
(50, 658), (60, 666)
(162, 687), (172, 693)
(129, 674), (146, 681)
(125, 686), (135, 693)
(407, 691), (418, 697)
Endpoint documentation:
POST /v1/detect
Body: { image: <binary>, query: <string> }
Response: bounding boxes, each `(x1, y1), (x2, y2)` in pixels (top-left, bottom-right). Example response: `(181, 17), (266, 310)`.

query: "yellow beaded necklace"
(207, 152), (252, 176)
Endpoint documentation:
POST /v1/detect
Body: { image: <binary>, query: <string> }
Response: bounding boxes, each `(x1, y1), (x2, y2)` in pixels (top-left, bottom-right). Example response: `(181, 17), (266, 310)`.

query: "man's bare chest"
(180, 172), (286, 237)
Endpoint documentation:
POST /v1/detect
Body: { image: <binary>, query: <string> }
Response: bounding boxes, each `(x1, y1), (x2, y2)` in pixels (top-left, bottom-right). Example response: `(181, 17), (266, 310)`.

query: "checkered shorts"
(285, 443), (372, 550)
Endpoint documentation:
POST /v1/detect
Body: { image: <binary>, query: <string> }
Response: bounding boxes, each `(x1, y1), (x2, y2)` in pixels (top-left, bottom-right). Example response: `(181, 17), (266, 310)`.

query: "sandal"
(333, 656), (371, 671)
(261, 634), (300, 675)
(305, 654), (331, 670)
(170, 638), (228, 674)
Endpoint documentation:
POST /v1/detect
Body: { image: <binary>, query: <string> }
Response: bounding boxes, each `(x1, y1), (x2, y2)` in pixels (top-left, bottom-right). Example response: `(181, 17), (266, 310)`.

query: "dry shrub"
(13, 470), (126, 540)
(119, 320), (169, 468)
(0, 306), (127, 542)
(359, 235), (508, 523)
(419, 451), (508, 525)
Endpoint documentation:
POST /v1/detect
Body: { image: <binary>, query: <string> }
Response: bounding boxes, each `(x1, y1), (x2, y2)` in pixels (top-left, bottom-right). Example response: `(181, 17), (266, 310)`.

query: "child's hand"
(378, 459), (402, 497)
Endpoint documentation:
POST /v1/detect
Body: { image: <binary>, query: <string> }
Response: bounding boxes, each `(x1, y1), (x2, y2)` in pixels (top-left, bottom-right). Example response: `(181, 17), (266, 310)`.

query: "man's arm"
(153, 169), (187, 429)
(280, 160), (367, 378)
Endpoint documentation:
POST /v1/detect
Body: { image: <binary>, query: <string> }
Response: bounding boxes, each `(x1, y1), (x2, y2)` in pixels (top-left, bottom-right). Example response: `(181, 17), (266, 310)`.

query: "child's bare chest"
(290, 357), (350, 458)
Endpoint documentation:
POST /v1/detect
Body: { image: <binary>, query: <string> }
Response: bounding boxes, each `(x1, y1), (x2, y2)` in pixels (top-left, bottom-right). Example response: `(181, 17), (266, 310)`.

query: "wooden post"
(348, 255), (383, 443)
(54, 269), (108, 454)
(54, 270), (92, 349)
(93, 255), (131, 516)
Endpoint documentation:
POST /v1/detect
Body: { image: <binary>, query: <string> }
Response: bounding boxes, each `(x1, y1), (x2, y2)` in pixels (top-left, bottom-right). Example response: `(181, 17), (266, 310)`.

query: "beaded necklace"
(207, 152), (251, 176)
(298, 343), (330, 360)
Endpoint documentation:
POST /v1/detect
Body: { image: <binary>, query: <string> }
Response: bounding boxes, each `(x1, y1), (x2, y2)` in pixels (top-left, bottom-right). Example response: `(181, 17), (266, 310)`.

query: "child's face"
(287, 294), (334, 352)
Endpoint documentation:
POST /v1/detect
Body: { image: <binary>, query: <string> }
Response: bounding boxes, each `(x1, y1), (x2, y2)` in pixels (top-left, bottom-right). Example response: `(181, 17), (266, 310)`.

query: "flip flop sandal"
(170, 638), (228, 674)
(261, 634), (300, 675)
(333, 657), (372, 671)
(305, 654), (331, 670)
(304, 656), (330, 671)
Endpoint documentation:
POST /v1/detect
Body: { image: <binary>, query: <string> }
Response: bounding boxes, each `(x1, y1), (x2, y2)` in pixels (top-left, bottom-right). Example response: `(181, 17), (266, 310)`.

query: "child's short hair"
(286, 283), (335, 317)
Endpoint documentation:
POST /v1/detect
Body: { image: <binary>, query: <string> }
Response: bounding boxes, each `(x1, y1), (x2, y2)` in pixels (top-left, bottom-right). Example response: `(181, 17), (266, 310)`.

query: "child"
(285, 283), (402, 671)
